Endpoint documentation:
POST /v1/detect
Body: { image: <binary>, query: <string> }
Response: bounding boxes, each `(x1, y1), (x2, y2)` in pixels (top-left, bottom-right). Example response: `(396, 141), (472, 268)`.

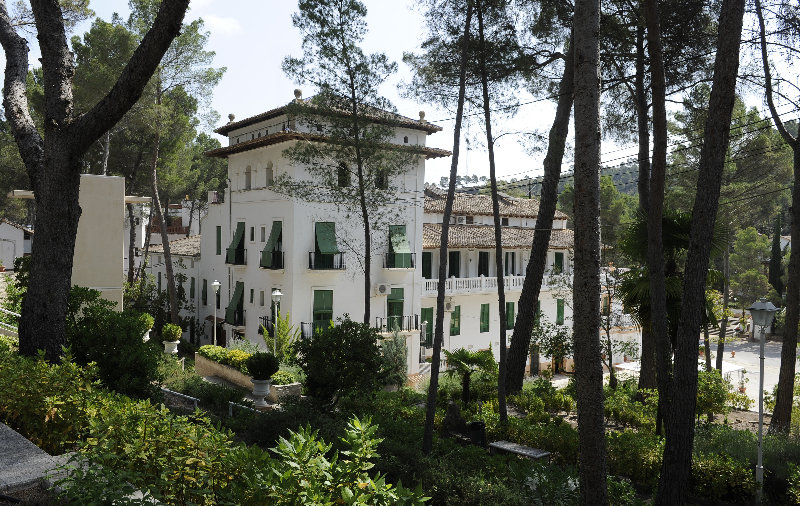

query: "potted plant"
(162, 323), (182, 354)
(738, 370), (748, 393)
(246, 351), (279, 407)
(140, 313), (155, 342)
(731, 350), (736, 358)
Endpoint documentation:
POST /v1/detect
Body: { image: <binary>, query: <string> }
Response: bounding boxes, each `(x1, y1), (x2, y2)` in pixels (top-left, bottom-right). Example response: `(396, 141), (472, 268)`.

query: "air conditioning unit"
(444, 300), (455, 312)
(455, 216), (466, 225)
(375, 283), (390, 296)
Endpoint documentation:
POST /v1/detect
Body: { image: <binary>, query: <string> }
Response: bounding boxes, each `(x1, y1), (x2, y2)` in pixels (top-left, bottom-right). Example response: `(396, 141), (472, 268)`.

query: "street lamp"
(747, 297), (778, 499)
(212, 280), (221, 346)
(271, 288), (283, 355)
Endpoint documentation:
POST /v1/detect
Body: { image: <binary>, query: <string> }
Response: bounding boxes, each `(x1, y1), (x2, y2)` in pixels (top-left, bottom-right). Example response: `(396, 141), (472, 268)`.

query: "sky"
(68, 0), (586, 186)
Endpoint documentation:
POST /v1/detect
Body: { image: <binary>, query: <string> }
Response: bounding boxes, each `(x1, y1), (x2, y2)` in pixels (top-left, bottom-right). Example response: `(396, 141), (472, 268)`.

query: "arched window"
(265, 162), (274, 187)
(403, 136), (409, 144)
(244, 166), (252, 190)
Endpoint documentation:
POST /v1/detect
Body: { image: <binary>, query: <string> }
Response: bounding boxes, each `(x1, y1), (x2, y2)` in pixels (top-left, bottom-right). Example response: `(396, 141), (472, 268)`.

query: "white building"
(0, 218), (32, 269)
(419, 190), (575, 369)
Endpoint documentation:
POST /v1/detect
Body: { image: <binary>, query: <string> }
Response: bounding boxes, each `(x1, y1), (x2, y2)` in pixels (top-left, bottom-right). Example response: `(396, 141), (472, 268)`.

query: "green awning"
(389, 225), (411, 254)
(261, 221), (282, 268)
(225, 281), (244, 325)
(315, 222), (339, 255)
(227, 222), (245, 263)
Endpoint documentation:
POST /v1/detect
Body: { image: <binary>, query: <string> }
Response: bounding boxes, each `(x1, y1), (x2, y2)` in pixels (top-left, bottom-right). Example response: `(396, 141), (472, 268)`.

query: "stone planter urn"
(143, 329), (151, 343)
(163, 340), (180, 354)
(251, 379), (271, 408)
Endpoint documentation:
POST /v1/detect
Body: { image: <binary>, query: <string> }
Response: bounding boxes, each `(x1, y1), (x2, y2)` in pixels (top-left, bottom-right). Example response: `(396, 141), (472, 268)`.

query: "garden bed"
(194, 353), (252, 390)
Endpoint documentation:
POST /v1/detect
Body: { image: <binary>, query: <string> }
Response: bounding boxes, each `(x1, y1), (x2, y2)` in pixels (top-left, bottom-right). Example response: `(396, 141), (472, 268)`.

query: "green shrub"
(789, 463), (800, 504)
(696, 369), (729, 420)
(603, 384), (657, 430)
(606, 430), (663, 489)
(246, 351), (280, 380)
(162, 322), (182, 342)
(271, 370), (298, 385)
(292, 317), (383, 407)
(66, 288), (162, 399)
(380, 331), (408, 387)
(690, 453), (756, 501)
(727, 390), (753, 410)
(197, 344), (253, 374)
(0, 334), (18, 351)
(139, 312), (154, 330)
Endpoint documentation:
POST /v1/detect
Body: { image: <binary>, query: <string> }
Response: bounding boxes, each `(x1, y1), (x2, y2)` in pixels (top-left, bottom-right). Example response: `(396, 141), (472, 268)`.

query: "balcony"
(259, 315), (275, 337)
(384, 252), (415, 269)
(227, 308), (246, 328)
(300, 320), (338, 339)
(226, 246), (247, 266)
(375, 315), (419, 333)
(422, 275), (533, 296)
(260, 251), (284, 269)
(308, 252), (346, 270)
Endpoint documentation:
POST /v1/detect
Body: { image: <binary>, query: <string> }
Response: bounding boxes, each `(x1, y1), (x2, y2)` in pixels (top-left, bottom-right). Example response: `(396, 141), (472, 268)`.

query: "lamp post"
(212, 280), (221, 346)
(747, 297), (778, 500)
(271, 288), (283, 355)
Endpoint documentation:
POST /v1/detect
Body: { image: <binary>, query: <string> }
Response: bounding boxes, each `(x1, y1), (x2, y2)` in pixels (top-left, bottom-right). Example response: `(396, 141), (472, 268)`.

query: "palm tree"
(443, 348), (497, 405)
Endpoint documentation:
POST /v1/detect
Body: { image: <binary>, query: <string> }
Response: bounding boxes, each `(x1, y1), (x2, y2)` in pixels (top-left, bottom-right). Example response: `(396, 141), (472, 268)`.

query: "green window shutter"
(227, 222), (245, 263)
(506, 302), (515, 329)
(450, 305), (460, 336)
(216, 226), (221, 255)
(158, 272), (161, 292)
(225, 281), (244, 324)
(190, 277), (195, 299)
(387, 288), (404, 329)
(421, 307), (434, 347)
(389, 225), (412, 268)
(554, 252), (564, 274)
(261, 221), (283, 268)
(448, 251), (460, 278)
(557, 299), (565, 325)
(480, 303), (489, 333)
(422, 252), (432, 279)
(602, 296), (610, 315)
(202, 279), (207, 305)
(315, 222), (339, 254)
(478, 252), (489, 277)
(313, 289), (334, 326)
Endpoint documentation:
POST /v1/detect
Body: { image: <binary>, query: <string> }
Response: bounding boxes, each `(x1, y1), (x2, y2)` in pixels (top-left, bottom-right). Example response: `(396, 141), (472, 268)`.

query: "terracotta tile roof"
(423, 189), (568, 219)
(423, 223), (573, 250)
(204, 131), (451, 159)
(150, 235), (201, 258)
(214, 99), (443, 135)
(0, 218), (33, 234)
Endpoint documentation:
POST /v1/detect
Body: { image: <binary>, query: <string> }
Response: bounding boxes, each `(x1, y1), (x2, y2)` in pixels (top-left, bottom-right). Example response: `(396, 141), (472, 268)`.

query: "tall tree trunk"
(19, 154), (82, 360)
(149, 123), (180, 325)
(703, 325), (712, 371)
(756, 0), (800, 434)
(127, 203), (137, 285)
(137, 205), (154, 286)
(186, 200), (196, 238)
(645, 0), (671, 439)
(716, 237), (730, 370)
(573, 0), (607, 501)
(475, 0), (507, 423)
(101, 130), (111, 175)
(656, 0), (745, 501)
(634, 22), (658, 393)
(505, 35), (574, 394)
(423, 0), (473, 455)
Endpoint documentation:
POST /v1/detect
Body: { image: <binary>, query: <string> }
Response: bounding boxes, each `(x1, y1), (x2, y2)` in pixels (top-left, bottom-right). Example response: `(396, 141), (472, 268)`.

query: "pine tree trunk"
(423, 0), (473, 455)
(756, 0), (800, 433)
(18, 153), (82, 360)
(644, 0), (671, 441)
(476, 1), (508, 423)
(505, 35), (574, 394)
(716, 239), (730, 371)
(573, 0), (607, 501)
(703, 325), (712, 371)
(127, 203), (137, 285)
(635, 24), (650, 214)
(656, 0), (745, 501)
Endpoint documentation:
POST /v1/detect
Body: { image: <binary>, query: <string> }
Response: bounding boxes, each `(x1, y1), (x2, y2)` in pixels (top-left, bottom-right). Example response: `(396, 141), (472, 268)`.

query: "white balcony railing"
(422, 275), (545, 295)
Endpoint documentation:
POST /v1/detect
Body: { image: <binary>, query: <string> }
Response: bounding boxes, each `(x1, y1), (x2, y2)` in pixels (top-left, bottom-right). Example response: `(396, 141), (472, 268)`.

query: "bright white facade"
(0, 219), (32, 269)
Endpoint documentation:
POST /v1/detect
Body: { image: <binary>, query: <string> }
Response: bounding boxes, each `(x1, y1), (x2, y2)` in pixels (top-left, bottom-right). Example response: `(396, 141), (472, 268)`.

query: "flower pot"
(730, 351), (735, 358)
(738, 386), (747, 393)
(251, 379), (271, 408)
(163, 340), (180, 354)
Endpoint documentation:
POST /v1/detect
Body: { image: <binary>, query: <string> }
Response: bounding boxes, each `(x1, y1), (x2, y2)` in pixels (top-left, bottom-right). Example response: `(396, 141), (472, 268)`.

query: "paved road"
(710, 336), (787, 408)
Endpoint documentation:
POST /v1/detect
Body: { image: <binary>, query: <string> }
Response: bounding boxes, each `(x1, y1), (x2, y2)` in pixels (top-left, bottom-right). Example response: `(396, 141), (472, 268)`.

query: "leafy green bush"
(139, 312), (154, 330)
(197, 344), (253, 374)
(695, 369), (729, 420)
(271, 370), (298, 385)
(0, 334), (18, 351)
(690, 453), (756, 501)
(380, 331), (408, 387)
(789, 463), (800, 504)
(727, 390), (753, 410)
(292, 317), (383, 407)
(162, 322), (182, 341)
(606, 430), (663, 489)
(603, 383), (657, 430)
(522, 377), (575, 414)
(66, 287), (162, 399)
(246, 351), (279, 380)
